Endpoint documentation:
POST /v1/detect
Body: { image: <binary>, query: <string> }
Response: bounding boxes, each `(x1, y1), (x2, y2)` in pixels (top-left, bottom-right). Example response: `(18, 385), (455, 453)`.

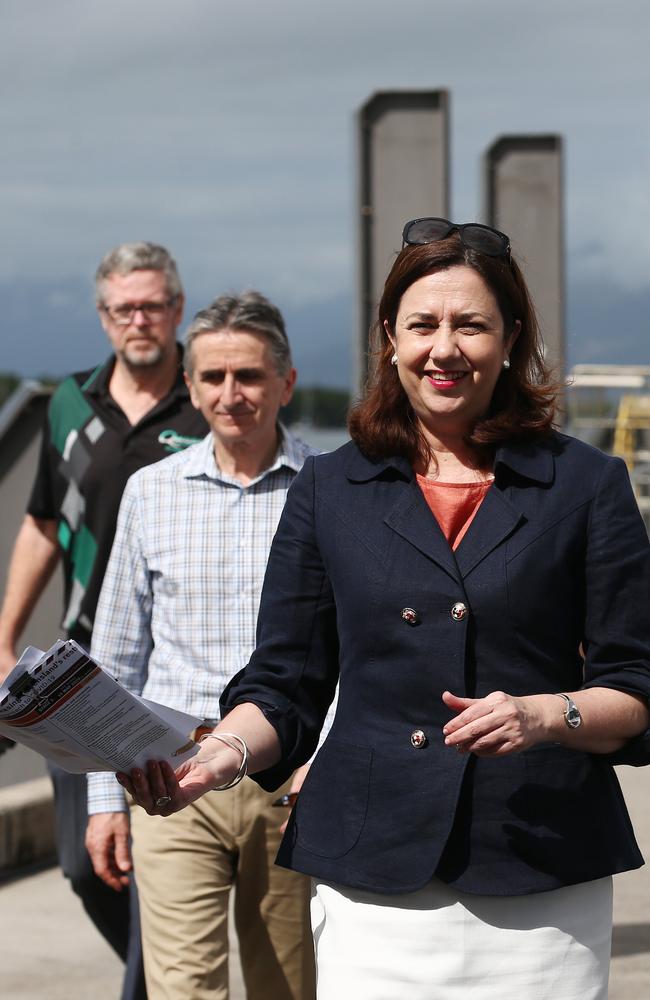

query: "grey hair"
(95, 242), (183, 304)
(184, 290), (292, 377)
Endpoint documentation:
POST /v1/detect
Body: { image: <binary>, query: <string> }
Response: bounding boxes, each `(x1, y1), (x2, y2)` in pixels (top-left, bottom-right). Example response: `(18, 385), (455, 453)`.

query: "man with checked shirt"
(86, 291), (320, 1000)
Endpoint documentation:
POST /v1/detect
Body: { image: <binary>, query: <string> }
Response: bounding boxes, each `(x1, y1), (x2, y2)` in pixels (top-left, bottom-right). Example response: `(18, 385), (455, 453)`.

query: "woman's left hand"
(442, 690), (547, 756)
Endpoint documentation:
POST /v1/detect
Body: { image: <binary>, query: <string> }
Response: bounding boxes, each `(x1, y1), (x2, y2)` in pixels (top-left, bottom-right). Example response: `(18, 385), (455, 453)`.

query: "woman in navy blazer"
(126, 220), (650, 999)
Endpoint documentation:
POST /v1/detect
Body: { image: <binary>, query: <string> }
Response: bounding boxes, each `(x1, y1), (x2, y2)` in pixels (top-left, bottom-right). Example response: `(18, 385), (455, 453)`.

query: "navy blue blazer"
(221, 433), (650, 896)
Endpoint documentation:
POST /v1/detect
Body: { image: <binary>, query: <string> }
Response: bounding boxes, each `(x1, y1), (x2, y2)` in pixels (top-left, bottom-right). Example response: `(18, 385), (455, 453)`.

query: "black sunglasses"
(402, 217), (511, 260)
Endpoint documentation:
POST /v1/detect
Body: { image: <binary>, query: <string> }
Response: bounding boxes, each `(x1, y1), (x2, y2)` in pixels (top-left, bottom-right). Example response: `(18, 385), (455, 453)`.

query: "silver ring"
(155, 795), (172, 808)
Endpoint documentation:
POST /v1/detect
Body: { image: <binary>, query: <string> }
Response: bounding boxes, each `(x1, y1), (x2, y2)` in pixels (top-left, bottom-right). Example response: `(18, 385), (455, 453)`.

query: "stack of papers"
(0, 640), (200, 774)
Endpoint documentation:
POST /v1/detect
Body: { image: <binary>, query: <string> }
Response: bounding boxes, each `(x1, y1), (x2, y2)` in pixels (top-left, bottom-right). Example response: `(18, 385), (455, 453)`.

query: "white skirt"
(311, 876), (612, 1000)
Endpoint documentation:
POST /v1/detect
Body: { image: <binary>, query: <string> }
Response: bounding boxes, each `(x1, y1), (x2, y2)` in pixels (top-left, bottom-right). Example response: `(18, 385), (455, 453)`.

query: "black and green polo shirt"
(27, 351), (207, 648)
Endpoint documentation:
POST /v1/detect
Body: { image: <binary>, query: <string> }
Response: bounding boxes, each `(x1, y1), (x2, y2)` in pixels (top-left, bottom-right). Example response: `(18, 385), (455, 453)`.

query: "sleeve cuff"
(87, 771), (128, 814)
(221, 694), (319, 792)
(601, 727), (650, 767)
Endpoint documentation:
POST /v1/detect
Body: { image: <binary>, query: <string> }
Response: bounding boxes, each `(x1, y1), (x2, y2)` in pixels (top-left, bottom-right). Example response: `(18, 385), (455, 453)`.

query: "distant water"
(289, 424), (349, 453)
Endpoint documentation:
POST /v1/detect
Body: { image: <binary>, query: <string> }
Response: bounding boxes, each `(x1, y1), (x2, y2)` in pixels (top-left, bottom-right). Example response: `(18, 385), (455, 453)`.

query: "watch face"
(566, 705), (582, 729)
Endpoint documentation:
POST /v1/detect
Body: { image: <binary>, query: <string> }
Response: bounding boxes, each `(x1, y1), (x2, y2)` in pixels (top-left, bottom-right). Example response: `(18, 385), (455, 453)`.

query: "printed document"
(0, 639), (200, 773)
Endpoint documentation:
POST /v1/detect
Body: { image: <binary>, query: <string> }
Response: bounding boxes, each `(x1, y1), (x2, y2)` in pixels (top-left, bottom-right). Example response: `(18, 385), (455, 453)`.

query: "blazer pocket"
(293, 739), (373, 859)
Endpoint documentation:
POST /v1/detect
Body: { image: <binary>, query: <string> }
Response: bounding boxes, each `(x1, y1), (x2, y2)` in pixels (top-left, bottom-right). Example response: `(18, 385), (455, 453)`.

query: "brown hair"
(349, 236), (558, 465)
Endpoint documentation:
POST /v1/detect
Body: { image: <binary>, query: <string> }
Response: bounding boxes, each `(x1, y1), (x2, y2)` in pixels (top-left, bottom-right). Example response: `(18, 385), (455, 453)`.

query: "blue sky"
(2, 0), (649, 384)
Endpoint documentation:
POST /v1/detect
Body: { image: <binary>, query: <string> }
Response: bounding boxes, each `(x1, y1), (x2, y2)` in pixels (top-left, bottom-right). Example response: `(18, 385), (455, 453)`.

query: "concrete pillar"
(357, 90), (450, 390)
(484, 135), (565, 376)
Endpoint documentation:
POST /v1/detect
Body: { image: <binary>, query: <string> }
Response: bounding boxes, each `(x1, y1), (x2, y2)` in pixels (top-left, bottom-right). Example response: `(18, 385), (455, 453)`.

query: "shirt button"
(401, 607), (420, 626)
(451, 602), (468, 621)
(410, 729), (427, 748)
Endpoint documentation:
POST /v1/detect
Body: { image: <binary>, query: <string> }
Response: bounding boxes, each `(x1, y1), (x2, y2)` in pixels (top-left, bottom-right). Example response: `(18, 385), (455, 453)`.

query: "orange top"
(416, 475), (493, 550)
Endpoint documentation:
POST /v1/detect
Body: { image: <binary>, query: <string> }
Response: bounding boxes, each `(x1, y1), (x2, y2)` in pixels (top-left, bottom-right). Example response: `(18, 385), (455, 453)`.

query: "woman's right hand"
(117, 746), (241, 816)
(119, 705), (283, 816)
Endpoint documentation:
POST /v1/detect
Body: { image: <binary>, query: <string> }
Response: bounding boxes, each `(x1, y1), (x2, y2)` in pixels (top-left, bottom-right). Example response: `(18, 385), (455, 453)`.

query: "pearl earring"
(502, 358), (511, 370)
(391, 354), (398, 366)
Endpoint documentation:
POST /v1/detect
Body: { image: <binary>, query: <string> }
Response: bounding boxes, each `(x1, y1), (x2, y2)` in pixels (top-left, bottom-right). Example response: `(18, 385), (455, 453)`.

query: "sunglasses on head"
(401, 217), (511, 260)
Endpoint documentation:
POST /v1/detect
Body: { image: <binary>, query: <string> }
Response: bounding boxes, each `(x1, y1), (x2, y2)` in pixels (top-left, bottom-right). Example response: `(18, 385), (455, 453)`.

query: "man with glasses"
(0, 241), (207, 1000)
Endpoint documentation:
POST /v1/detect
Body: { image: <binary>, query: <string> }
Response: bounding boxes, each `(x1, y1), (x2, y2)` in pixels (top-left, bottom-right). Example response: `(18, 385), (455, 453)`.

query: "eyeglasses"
(402, 217), (511, 260)
(102, 298), (176, 326)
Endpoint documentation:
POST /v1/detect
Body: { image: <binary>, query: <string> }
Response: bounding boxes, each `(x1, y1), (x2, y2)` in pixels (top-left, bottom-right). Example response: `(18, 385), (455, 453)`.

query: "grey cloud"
(2, 0), (650, 379)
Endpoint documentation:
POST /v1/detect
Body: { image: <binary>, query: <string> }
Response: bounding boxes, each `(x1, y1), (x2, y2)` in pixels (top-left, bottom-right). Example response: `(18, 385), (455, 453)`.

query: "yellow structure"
(612, 394), (650, 470)
(568, 366), (650, 532)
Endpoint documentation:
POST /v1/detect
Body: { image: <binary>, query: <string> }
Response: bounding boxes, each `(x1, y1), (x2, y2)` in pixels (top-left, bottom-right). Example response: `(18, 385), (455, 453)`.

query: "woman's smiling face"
(386, 265), (519, 440)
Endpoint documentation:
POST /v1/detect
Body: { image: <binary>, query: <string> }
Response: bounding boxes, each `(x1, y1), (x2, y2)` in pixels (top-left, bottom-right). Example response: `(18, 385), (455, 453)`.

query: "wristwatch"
(554, 693), (582, 729)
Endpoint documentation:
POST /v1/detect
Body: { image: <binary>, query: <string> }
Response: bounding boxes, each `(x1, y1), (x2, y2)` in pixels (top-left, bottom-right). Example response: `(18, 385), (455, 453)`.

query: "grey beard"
(119, 343), (165, 369)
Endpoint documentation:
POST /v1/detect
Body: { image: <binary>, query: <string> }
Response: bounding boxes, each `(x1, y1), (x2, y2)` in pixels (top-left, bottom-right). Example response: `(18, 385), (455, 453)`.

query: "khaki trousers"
(130, 776), (315, 1000)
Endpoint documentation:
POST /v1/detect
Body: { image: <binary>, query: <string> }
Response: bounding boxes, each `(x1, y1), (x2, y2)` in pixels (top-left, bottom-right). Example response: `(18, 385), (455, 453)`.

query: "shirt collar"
(493, 436), (557, 484)
(344, 443), (413, 483)
(183, 423), (311, 484)
(344, 434), (558, 485)
(84, 345), (190, 403)
(276, 423), (313, 473)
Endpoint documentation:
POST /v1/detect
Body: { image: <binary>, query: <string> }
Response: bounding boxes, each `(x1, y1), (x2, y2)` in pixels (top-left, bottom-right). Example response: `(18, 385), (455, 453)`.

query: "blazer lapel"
(345, 438), (555, 584)
(384, 480), (460, 583)
(345, 447), (459, 582)
(454, 486), (525, 578)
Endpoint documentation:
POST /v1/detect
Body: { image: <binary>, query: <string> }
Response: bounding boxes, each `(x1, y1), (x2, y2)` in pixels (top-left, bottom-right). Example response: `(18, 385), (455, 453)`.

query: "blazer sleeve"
(581, 455), (650, 765)
(220, 455), (340, 790)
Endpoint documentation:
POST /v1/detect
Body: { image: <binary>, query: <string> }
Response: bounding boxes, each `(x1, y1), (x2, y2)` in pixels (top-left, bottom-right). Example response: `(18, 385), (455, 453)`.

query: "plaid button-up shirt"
(87, 426), (319, 813)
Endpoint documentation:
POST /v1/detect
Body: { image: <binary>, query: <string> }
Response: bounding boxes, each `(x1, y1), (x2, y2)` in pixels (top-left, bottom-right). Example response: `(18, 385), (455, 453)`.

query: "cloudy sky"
(2, 0), (649, 385)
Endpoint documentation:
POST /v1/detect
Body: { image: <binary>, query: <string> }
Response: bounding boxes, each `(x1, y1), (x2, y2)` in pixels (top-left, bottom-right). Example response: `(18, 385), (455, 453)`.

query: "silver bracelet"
(198, 732), (249, 790)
